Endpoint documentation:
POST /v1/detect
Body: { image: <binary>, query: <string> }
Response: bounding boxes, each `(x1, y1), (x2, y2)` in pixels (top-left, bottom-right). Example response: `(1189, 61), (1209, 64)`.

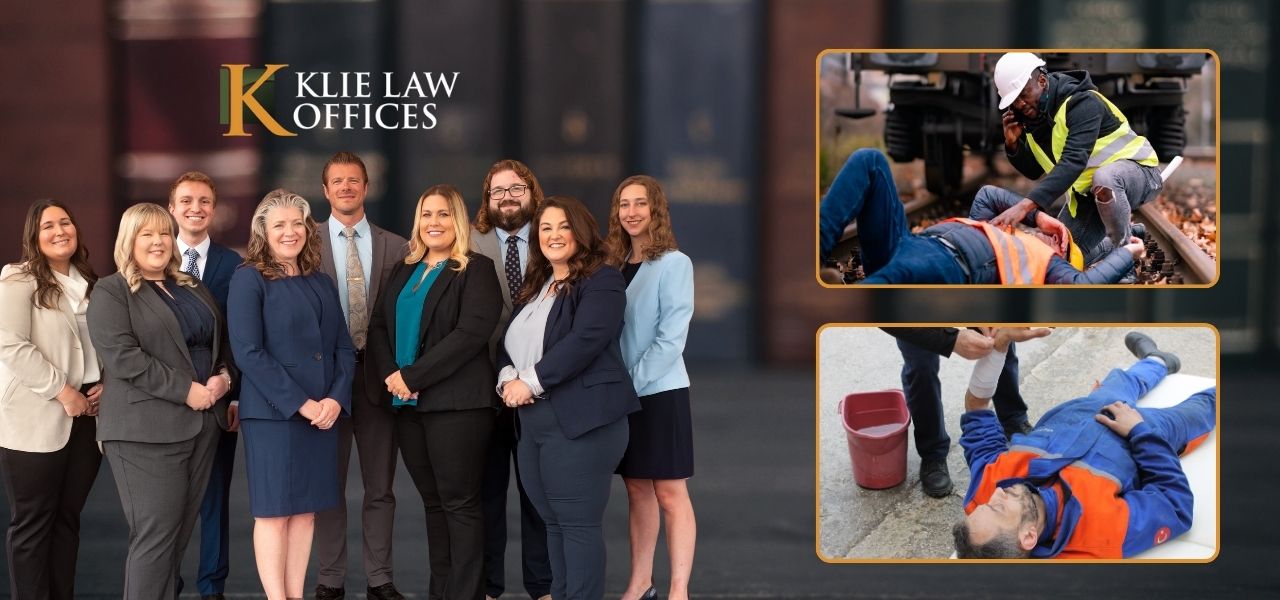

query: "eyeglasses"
(489, 184), (529, 200)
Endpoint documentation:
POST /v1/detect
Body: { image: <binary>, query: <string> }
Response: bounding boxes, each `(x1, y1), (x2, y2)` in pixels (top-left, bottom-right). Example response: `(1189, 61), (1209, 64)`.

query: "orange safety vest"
(944, 218), (1083, 284)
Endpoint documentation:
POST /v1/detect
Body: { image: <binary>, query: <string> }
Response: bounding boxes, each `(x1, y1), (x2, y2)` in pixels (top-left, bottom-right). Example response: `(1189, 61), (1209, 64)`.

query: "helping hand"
(992, 327), (1053, 352)
(953, 329), (996, 360)
(1124, 236), (1146, 261)
(989, 198), (1037, 230)
(1034, 211), (1071, 255)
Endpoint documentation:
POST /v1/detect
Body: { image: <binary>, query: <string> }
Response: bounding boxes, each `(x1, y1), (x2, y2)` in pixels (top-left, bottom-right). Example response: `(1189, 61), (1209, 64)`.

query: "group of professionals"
(0, 152), (698, 600)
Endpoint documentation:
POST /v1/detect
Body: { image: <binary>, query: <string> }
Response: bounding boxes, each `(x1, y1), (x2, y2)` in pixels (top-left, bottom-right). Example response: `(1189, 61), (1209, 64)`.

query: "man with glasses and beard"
(953, 331), (1215, 559)
(471, 159), (553, 600)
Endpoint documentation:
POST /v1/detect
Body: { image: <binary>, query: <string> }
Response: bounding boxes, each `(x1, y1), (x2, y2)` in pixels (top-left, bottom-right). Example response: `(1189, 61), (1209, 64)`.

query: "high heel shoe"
(640, 587), (658, 600)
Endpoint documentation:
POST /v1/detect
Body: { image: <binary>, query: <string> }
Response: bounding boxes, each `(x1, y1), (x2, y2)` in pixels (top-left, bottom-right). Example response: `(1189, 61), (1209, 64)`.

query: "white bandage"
(967, 348), (1007, 400)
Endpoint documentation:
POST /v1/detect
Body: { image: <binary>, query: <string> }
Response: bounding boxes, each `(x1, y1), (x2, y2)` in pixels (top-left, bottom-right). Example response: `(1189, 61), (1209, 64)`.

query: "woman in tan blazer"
(0, 199), (104, 600)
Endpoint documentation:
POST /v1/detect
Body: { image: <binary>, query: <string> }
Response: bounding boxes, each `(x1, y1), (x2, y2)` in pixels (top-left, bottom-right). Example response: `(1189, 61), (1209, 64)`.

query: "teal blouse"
(392, 259), (447, 407)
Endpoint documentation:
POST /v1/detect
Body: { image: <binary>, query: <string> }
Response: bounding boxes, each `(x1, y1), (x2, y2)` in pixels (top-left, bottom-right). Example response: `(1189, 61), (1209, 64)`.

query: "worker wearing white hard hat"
(985, 52), (1163, 272)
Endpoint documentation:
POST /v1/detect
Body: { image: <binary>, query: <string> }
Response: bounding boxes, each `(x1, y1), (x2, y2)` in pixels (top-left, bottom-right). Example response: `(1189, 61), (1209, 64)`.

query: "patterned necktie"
(342, 227), (368, 350)
(184, 248), (201, 280)
(504, 235), (522, 302)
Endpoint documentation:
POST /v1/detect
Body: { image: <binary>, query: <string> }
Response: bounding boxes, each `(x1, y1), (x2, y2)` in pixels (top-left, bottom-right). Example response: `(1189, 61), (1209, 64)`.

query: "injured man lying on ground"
(953, 331), (1216, 559)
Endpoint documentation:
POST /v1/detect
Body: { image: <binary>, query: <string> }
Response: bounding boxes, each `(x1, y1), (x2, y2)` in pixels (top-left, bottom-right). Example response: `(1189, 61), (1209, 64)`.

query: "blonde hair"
(113, 203), (198, 292)
(604, 175), (679, 266)
(245, 189), (322, 280)
(407, 184), (471, 271)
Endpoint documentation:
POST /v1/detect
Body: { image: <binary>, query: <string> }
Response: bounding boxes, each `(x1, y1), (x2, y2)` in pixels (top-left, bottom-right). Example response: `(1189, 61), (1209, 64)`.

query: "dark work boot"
(919, 458), (953, 498)
(1125, 331), (1181, 374)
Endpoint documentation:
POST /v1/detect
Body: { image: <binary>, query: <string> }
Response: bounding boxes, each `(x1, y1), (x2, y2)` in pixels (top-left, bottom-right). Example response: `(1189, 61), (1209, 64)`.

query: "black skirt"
(616, 387), (693, 479)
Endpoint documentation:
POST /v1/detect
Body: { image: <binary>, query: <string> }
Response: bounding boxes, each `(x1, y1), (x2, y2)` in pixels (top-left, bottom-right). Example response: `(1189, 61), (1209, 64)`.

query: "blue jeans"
(821, 149), (967, 283)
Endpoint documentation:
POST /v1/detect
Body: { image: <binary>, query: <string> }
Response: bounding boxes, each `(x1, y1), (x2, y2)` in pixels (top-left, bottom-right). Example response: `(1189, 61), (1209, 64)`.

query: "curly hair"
(514, 196), (606, 305)
(603, 175), (679, 267)
(244, 189), (322, 280)
(406, 184), (471, 271)
(112, 203), (198, 293)
(9, 199), (98, 309)
(473, 159), (544, 234)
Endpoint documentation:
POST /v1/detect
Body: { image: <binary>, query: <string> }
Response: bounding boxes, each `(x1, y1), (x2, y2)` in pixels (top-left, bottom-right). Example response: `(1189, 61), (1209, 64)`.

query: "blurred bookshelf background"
(2, 0), (1275, 364)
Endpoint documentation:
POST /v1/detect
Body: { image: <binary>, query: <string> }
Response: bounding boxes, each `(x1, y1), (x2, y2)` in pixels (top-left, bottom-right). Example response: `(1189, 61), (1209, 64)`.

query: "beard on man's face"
(493, 201), (533, 232)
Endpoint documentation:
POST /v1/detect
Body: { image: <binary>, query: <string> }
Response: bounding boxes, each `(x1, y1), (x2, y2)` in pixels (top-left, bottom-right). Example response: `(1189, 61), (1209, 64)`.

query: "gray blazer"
(470, 228), (516, 364)
(87, 273), (233, 443)
(317, 218), (407, 404)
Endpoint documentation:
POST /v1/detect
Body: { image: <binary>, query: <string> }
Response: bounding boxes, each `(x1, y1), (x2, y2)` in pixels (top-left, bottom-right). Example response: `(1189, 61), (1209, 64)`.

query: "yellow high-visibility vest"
(1024, 90), (1159, 217)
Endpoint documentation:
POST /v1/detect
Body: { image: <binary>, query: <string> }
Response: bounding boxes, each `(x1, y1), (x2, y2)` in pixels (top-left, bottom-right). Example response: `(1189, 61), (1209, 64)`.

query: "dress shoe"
(313, 584), (345, 600)
(367, 582), (405, 600)
(641, 586), (658, 599)
(1124, 331), (1181, 373)
(919, 458), (953, 498)
(1003, 420), (1034, 441)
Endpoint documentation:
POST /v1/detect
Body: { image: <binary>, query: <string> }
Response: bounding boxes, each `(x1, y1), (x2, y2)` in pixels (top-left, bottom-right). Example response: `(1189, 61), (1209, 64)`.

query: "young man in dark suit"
(312, 152), (409, 600)
(169, 171), (242, 600)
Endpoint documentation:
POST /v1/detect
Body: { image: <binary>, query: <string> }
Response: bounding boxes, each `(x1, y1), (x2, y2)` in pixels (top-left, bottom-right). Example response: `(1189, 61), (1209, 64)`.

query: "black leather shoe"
(367, 582), (405, 600)
(641, 586), (658, 600)
(1124, 331), (1181, 373)
(1003, 420), (1034, 441)
(314, 584), (345, 600)
(919, 458), (953, 498)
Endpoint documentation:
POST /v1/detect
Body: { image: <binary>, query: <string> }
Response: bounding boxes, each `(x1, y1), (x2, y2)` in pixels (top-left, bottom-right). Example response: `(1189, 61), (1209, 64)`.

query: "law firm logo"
(220, 64), (297, 137)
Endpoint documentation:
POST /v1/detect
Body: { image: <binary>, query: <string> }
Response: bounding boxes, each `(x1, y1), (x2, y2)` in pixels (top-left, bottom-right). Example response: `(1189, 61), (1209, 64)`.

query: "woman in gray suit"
(87, 203), (236, 600)
(0, 200), (103, 600)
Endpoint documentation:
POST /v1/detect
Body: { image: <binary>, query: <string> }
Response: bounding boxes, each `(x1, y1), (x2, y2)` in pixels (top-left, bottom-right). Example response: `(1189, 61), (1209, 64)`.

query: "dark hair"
(474, 159), (545, 234)
(245, 189), (323, 280)
(11, 200), (98, 309)
(514, 196), (606, 304)
(321, 151), (369, 186)
(951, 519), (1030, 559)
(169, 171), (217, 206)
(603, 174), (679, 266)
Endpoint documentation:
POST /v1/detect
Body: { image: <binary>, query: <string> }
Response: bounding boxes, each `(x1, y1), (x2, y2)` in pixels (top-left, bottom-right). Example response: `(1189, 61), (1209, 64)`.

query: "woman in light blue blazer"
(605, 176), (696, 600)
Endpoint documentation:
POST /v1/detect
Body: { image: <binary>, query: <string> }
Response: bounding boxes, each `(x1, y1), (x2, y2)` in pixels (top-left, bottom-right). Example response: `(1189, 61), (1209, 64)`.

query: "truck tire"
(884, 106), (922, 162)
(924, 134), (962, 197)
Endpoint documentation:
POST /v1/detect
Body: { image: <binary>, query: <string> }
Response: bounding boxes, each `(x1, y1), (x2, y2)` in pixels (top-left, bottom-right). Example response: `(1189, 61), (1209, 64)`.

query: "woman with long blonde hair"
(366, 184), (503, 599)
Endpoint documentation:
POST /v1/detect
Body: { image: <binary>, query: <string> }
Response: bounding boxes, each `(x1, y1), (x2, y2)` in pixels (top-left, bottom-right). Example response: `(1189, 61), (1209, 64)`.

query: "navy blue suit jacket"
(499, 266), (640, 440)
(227, 266), (355, 421)
(201, 242), (240, 315)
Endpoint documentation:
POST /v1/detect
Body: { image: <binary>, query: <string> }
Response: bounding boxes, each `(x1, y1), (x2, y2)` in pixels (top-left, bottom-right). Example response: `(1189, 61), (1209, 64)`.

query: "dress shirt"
(327, 215), (373, 321)
(176, 235), (212, 280)
(52, 266), (100, 384)
(495, 222), (531, 270)
(497, 278), (554, 396)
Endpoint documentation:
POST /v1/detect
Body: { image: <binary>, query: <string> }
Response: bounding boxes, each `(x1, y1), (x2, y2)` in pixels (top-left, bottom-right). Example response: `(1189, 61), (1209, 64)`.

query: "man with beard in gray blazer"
(471, 159), (552, 600)
(312, 152), (408, 600)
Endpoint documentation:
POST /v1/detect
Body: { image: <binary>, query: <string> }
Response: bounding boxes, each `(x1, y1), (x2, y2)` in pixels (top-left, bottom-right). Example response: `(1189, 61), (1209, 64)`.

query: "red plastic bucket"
(838, 389), (911, 489)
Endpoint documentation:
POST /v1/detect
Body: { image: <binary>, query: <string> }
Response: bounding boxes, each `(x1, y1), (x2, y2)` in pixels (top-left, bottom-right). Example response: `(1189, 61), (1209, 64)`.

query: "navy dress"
(228, 268), (356, 518)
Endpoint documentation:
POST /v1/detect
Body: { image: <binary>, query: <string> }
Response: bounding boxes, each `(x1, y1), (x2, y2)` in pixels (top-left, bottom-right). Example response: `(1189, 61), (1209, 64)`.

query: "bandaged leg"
(967, 348), (1008, 400)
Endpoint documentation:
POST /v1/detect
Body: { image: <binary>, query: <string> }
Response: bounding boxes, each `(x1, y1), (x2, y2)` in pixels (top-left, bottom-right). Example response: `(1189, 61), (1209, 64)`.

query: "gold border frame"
(813, 49), (1223, 289)
(813, 323), (1221, 564)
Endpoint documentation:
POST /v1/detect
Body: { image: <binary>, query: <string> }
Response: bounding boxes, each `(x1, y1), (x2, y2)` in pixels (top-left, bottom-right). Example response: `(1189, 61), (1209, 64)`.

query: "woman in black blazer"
(497, 196), (640, 600)
(367, 184), (502, 600)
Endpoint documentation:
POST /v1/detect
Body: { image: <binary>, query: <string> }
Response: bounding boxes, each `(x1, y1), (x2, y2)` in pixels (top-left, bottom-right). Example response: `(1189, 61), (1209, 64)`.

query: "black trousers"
(481, 406), (552, 599)
(397, 407), (494, 600)
(1, 415), (102, 600)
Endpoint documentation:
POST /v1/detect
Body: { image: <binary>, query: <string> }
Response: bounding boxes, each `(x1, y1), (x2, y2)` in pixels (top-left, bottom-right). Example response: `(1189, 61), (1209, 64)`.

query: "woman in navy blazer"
(366, 184), (502, 599)
(498, 196), (640, 600)
(605, 176), (697, 600)
(228, 189), (355, 600)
